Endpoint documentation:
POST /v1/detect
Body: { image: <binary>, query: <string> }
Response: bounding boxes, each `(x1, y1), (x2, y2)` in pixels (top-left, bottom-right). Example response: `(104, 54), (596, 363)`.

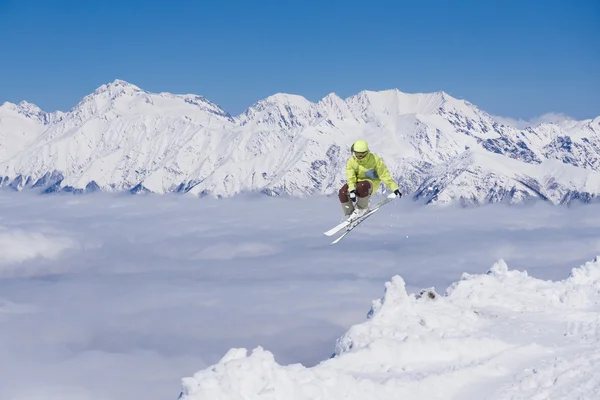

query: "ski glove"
(349, 189), (357, 203)
(394, 189), (402, 198)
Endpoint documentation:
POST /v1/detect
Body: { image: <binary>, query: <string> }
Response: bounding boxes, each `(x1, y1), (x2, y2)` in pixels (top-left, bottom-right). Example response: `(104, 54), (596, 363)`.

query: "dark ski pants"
(338, 180), (372, 215)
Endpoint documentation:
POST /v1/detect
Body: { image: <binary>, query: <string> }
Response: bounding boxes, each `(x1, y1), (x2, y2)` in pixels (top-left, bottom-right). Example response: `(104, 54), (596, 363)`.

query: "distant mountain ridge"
(1, 79), (599, 205)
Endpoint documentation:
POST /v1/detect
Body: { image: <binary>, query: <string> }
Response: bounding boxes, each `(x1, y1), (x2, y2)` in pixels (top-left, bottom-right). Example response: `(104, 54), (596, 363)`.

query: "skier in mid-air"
(338, 139), (402, 220)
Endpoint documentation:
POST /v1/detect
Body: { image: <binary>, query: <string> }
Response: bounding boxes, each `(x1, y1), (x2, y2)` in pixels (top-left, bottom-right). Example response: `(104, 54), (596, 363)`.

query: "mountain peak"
(108, 79), (140, 89)
(347, 88), (449, 116)
(321, 92), (343, 101)
(67, 79), (146, 115)
(317, 92), (345, 108)
(0, 100), (51, 124)
(1, 100), (42, 112)
(316, 93), (354, 120)
(262, 93), (313, 107)
(0, 101), (20, 111)
(91, 79), (143, 96)
(16, 100), (44, 113)
(240, 93), (319, 127)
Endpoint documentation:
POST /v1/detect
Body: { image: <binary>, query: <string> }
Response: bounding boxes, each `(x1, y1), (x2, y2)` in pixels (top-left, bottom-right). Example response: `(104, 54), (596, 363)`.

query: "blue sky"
(0, 0), (598, 119)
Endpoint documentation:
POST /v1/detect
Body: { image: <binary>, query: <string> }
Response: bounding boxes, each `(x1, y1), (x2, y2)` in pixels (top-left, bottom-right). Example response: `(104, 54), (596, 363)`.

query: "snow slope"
(0, 101), (58, 162)
(179, 257), (600, 400)
(1, 80), (600, 204)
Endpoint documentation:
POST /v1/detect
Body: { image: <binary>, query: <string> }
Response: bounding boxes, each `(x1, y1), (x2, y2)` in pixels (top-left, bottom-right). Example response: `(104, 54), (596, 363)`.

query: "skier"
(339, 139), (402, 220)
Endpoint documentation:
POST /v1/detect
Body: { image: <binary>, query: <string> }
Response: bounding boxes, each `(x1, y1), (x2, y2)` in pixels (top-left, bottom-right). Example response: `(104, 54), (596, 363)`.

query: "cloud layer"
(491, 112), (575, 128)
(1, 191), (599, 399)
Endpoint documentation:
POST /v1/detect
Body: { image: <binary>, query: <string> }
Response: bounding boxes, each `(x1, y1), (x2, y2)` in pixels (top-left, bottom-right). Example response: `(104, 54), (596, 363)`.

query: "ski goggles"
(354, 151), (368, 159)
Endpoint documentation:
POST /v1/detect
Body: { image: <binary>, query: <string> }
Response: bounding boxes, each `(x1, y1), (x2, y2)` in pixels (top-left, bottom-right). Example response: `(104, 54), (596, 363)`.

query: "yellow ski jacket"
(345, 153), (399, 192)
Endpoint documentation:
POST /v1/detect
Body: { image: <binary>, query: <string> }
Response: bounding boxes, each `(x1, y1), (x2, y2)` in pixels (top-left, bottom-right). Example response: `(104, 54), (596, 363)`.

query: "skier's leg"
(355, 180), (373, 210)
(338, 183), (354, 216)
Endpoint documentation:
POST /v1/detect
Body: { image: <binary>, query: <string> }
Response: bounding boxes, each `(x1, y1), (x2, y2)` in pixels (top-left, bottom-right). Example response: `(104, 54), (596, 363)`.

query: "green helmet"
(352, 139), (369, 153)
(351, 139), (369, 159)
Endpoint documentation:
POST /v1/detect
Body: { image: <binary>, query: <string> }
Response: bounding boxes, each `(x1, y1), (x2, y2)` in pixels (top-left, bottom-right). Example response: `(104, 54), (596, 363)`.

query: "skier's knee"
(338, 184), (349, 202)
(356, 180), (372, 197)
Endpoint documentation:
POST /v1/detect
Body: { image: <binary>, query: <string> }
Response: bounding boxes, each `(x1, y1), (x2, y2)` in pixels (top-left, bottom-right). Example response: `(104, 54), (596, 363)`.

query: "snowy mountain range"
(1, 79), (599, 205)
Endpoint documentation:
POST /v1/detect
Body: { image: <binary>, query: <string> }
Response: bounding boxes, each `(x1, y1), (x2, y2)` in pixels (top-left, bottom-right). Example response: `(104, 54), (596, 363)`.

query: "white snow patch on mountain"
(0, 101), (54, 162)
(179, 257), (600, 400)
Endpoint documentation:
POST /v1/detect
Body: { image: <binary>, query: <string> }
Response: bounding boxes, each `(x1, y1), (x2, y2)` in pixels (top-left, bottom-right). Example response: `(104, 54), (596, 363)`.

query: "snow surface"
(0, 101), (53, 162)
(180, 258), (600, 399)
(2, 191), (600, 399)
(1, 80), (599, 204)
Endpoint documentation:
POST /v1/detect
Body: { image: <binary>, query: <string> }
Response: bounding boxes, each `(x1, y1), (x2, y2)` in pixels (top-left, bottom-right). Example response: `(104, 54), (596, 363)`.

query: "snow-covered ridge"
(178, 257), (600, 400)
(1, 79), (599, 204)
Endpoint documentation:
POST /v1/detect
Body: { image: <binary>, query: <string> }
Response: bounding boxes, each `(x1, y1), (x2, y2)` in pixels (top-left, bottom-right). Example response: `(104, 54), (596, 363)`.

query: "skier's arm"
(345, 158), (357, 190)
(376, 158), (399, 191)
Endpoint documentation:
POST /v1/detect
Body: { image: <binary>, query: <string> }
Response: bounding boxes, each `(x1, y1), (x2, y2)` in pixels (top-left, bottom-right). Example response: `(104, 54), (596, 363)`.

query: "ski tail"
(324, 220), (350, 236)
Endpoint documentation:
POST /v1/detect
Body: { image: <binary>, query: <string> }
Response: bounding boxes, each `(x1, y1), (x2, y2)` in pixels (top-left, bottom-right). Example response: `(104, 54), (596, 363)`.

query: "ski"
(324, 193), (396, 237)
(330, 208), (380, 244)
(324, 219), (353, 237)
(325, 193), (399, 244)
